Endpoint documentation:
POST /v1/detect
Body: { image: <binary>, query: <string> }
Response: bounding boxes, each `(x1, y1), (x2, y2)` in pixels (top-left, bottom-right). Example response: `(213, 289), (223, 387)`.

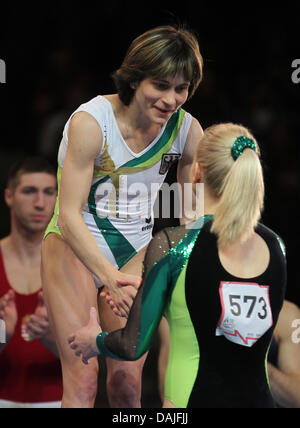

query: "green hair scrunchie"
(231, 136), (256, 161)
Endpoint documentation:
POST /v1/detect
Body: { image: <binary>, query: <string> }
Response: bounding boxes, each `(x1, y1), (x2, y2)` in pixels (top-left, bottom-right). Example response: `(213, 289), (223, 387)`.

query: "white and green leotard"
(45, 95), (192, 287)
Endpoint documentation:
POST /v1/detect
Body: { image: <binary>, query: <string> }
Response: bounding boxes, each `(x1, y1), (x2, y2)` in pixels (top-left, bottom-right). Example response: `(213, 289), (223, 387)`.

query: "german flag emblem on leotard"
(159, 153), (181, 175)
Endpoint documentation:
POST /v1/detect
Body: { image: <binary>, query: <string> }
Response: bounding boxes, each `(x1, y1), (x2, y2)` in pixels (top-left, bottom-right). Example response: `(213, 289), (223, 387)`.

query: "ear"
(130, 82), (139, 90)
(192, 162), (203, 184)
(4, 188), (13, 208)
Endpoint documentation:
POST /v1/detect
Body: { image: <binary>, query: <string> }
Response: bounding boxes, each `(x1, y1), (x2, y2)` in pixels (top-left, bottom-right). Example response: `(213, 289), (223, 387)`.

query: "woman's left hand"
(68, 307), (102, 364)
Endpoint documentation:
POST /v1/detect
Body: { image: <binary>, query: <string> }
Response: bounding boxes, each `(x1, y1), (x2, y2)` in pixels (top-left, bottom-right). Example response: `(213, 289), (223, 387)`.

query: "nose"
(161, 89), (177, 109)
(34, 192), (46, 210)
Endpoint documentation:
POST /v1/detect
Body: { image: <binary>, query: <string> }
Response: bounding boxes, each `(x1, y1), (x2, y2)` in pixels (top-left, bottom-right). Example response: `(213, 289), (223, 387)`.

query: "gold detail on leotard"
(94, 138), (116, 177)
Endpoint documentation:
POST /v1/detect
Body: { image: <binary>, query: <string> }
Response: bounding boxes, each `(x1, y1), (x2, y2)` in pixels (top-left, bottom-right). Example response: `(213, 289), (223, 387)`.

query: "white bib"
(216, 281), (273, 347)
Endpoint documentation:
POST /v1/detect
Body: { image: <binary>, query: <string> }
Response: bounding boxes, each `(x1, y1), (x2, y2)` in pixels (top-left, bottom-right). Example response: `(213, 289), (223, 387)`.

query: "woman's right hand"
(68, 307), (102, 365)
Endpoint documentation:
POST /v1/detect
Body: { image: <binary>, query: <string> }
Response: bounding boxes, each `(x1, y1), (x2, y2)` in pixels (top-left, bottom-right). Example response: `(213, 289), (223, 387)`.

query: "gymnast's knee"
(62, 358), (99, 407)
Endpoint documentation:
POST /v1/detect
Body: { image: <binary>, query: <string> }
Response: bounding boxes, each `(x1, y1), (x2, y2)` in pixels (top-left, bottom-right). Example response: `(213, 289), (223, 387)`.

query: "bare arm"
(25, 318), (59, 357)
(58, 112), (140, 303)
(177, 118), (204, 225)
(24, 292), (59, 357)
(268, 301), (300, 408)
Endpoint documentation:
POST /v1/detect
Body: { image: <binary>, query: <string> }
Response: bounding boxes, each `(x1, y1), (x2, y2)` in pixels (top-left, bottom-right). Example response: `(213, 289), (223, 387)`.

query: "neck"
(183, 186), (217, 225)
(115, 95), (160, 135)
(203, 188), (218, 216)
(3, 224), (43, 263)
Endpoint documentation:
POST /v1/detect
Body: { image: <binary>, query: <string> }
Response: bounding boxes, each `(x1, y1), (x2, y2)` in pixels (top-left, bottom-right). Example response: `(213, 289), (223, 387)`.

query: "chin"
(29, 227), (46, 234)
(24, 222), (49, 234)
(153, 114), (172, 125)
(150, 107), (174, 124)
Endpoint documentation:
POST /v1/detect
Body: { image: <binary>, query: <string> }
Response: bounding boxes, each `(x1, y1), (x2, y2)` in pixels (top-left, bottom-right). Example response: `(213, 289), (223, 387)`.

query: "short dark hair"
(112, 25), (203, 106)
(7, 156), (56, 190)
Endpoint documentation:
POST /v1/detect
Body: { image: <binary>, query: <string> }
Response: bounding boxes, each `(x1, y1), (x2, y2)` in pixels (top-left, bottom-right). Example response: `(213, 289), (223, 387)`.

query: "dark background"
(0, 2), (299, 406)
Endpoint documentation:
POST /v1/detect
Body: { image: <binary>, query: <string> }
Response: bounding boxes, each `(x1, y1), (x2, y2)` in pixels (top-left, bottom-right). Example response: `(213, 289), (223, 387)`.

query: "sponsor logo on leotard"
(142, 217), (153, 231)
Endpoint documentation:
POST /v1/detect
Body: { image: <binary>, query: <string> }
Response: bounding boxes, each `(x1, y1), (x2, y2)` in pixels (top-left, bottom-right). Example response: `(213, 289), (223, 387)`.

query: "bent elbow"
(56, 214), (64, 230)
(56, 214), (67, 235)
(57, 208), (82, 236)
(56, 212), (75, 239)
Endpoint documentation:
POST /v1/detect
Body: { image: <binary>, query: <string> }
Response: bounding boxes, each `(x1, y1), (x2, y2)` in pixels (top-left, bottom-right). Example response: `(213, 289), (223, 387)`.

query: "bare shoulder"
(281, 300), (300, 322)
(181, 117), (204, 163)
(0, 237), (9, 254)
(68, 111), (103, 160)
(0, 237), (18, 273)
(69, 111), (102, 138)
(186, 116), (204, 142)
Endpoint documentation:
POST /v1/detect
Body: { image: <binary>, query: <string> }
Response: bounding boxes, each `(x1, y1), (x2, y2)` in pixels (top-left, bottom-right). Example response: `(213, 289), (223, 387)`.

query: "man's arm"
(268, 301), (300, 408)
(177, 118), (204, 225)
(0, 290), (17, 353)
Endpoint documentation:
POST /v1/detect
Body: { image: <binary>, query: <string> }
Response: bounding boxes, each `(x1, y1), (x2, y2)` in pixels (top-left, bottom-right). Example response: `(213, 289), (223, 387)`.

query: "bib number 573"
(229, 294), (268, 319)
(216, 282), (273, 347)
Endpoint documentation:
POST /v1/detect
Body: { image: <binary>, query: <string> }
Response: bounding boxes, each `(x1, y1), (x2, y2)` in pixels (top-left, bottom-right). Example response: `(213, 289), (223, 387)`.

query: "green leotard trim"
(164, 262), (200, 408)
(96, 332), (124, 361)
(92, 216), (137, 269)
(136, 255), (172, 356)
(162, 216), (213, 407)
(44, 165), (62, 239)
(258, 223), (286, 259)
(265, 341), (272, 389)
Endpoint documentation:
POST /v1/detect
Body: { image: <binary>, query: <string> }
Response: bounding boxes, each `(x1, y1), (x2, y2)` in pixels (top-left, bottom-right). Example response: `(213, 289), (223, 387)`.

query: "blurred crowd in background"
(0, 3), (299, 307)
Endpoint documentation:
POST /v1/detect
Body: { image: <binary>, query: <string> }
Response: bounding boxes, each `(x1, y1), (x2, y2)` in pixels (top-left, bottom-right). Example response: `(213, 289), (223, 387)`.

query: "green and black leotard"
(97, 216), (287, 408)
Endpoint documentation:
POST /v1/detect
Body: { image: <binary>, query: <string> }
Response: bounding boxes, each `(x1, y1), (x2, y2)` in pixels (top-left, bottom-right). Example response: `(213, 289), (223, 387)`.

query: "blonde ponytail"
(196, 123), (264, 247)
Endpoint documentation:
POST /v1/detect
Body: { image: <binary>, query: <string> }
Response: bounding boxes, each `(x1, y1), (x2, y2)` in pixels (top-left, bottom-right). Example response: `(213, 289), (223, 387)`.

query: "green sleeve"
(96, 231), (172, 361)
